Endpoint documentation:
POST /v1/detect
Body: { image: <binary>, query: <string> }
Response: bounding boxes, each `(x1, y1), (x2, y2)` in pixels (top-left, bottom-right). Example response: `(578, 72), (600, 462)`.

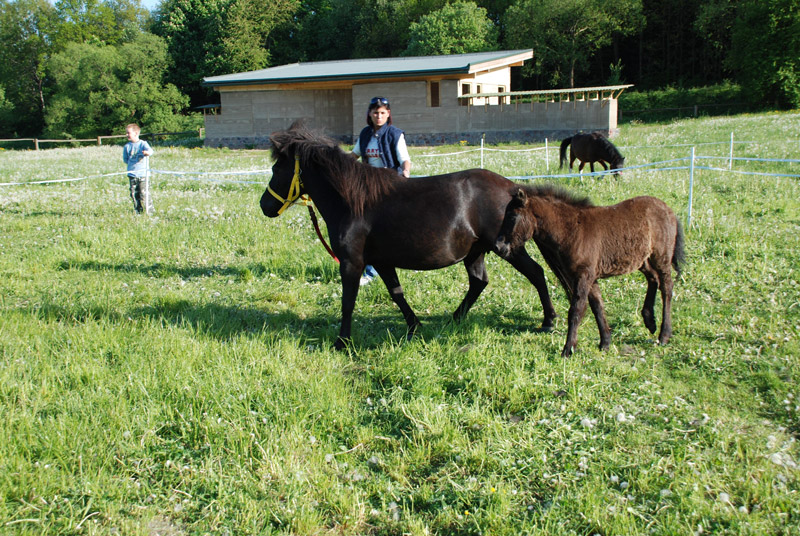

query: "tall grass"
(1, 112), (799, 535)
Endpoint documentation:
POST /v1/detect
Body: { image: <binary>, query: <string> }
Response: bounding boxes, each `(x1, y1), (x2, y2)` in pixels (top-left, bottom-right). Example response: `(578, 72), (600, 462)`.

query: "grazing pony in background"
(260, 123), (557, 349)
(494, 185), (685, 357)
(560, 132), (625, 176)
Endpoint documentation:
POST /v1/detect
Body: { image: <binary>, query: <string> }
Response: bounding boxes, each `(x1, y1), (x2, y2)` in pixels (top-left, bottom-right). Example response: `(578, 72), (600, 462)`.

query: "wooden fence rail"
(0, 129), (204, 150)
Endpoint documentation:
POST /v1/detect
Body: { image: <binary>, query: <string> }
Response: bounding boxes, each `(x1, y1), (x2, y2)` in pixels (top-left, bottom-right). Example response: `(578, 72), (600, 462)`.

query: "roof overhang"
(202, 50), (533, 89)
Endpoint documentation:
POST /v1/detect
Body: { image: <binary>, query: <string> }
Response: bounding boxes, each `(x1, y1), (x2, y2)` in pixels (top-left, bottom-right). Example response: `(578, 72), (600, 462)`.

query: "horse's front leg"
(588, 283), (611, 350)
(563, 274), (593, 357)
(453, 252), (489, 321)
(374, 265), (421, 340)
(334, 260), (362, 350)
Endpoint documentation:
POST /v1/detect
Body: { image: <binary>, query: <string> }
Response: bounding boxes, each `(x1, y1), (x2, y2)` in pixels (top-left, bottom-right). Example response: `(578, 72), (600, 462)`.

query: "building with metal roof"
(201, 50), (628, 148)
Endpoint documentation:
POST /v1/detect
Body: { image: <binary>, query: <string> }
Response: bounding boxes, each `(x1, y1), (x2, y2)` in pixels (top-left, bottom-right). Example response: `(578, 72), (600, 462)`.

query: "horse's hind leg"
(453, 252), (489, 321)
(588, 283), (612, 350)
(639, 264), (659, 334)
(504, 247), (557, 330)
(657, 267), (675, 345)
(375, 265), (422, 340)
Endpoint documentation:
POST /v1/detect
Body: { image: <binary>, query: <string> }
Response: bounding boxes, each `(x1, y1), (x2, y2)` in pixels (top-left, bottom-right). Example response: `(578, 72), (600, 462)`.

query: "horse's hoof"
(641, 312), (656, 334)
(561, 346), (574, 358)
(333, 337), (350, 351)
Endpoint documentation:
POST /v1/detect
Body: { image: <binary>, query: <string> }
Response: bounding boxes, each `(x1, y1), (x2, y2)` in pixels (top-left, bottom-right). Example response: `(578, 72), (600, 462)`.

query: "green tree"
(728, 0), (800, 108)
(269, 0), (362, 63)
(351, 0), (448, 58)
(45, 32), (190, 137)
(504, 0), (642, 88)
(0, 0), (57, 136)
(404, 1), (498, 56)
(53, 0), (149, 47)
(153, 0), (298, 104)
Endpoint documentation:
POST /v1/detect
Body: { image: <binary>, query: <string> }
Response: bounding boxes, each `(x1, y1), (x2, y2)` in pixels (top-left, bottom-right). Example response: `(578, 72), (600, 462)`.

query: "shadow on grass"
(56, 258), (336, 283)
(137, 300), (553, 347)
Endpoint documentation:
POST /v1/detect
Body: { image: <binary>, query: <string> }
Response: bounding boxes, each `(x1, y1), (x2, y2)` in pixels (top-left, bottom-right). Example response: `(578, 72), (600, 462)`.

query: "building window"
(430, 81), (440, 107)
(461, 83), (471, 106)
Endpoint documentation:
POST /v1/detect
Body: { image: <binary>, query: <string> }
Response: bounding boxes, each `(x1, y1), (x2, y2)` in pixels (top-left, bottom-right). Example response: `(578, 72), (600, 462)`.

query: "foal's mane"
(520, 183), (594, 208)
(270, 122), (402, 216)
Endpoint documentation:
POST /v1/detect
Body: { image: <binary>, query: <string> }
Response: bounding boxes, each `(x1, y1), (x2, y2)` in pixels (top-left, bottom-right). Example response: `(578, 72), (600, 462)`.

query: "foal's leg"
(453, 252), (489, 321)
(374, 265), (422, 340)
(335, 259), (364, 350)
(639, 264), (659, 335)
(504, 247), (557, 330)
(588, 283), (612, 350)
(657, 267), (675, 345)
(563, 273), (594, 357)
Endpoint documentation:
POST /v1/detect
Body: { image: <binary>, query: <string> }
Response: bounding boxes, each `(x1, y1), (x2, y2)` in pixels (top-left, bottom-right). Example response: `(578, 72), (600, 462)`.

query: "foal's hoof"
(560, 345), (574, 358)
(333, 337), (351, 351)
(641, 311), (656, 334)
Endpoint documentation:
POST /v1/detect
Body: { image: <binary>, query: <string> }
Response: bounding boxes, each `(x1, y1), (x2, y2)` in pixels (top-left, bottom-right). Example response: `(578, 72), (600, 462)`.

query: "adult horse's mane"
(596, 135), (624, 164)
(270, 122), (403, 216)
(519, 183), (594, 208)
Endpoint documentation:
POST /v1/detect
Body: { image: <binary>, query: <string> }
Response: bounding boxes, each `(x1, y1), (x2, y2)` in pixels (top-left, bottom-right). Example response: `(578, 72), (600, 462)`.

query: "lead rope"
(306, 200), (339, 263)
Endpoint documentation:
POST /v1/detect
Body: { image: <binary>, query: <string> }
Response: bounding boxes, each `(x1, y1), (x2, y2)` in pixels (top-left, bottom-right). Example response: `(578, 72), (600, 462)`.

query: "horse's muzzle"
(494, 235), (513, 259)
(260, 191), (281, 218)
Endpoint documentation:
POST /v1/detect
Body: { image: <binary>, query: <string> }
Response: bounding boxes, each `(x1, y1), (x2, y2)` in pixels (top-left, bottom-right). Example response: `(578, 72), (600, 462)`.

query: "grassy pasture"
(1, 112), (799, 535)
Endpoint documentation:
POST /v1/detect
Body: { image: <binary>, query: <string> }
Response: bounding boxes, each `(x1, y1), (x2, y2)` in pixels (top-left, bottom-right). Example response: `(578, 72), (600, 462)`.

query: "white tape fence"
(2, 132), (798, 228)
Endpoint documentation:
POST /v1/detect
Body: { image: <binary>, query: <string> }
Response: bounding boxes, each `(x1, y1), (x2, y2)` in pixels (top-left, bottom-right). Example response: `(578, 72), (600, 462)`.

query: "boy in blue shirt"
(122, 123), (154, 215)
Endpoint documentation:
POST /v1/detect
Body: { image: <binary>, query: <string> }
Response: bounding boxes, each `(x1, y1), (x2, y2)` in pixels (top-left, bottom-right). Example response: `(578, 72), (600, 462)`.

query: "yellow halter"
(267, 156), (307, 215)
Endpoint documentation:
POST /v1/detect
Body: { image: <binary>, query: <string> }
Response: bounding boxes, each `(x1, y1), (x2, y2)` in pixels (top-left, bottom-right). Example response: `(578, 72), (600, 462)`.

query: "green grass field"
(1, 112), (799, 535)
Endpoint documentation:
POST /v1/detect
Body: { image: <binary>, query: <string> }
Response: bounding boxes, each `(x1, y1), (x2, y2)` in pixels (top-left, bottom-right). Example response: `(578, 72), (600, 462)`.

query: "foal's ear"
(511, 188), (527, 206)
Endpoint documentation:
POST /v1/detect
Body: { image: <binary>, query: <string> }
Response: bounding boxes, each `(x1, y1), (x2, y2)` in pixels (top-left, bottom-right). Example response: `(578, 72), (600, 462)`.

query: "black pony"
(260, 123), (556, 349)
(560, 132), (625, 176)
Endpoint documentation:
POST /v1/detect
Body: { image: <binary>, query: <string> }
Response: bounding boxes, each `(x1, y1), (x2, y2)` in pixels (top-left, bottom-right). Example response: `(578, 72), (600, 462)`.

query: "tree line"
(1, 0), (797, 139)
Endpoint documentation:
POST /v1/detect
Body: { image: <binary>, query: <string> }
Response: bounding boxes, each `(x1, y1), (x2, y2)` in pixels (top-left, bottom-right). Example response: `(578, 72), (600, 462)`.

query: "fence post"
(729, 132), (734, 170)
(545, 138), (549, 172)
(687, 146), (695, 227)
(34, 139), (39, 150)
(97, 136), (101, 146)
(480, 134), (485, 169)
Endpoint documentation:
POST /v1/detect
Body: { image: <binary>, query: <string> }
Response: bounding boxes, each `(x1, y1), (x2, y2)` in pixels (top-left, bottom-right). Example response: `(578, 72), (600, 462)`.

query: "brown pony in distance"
(494, 185), (685, 357)
(560, 132), (625, 176)
(261, 123), (557, 349)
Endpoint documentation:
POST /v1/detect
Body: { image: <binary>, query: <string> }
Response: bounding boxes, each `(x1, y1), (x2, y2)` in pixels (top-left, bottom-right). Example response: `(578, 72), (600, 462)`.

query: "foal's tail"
(672, 220), (686, 275)
(559, 137), (572, 169)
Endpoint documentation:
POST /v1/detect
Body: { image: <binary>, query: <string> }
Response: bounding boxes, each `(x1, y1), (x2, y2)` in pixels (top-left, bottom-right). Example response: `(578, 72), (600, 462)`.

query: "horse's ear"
(511, 188), (527, 206)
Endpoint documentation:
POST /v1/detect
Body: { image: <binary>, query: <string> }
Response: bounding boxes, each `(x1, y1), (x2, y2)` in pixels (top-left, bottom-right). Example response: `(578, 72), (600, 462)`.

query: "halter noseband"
(267, 156), (305, 215)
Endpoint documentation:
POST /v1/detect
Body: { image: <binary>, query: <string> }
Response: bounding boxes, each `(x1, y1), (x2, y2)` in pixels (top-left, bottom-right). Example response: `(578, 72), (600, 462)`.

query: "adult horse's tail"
(559, 137), (572, 169)
(673, 221), (686, 275)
